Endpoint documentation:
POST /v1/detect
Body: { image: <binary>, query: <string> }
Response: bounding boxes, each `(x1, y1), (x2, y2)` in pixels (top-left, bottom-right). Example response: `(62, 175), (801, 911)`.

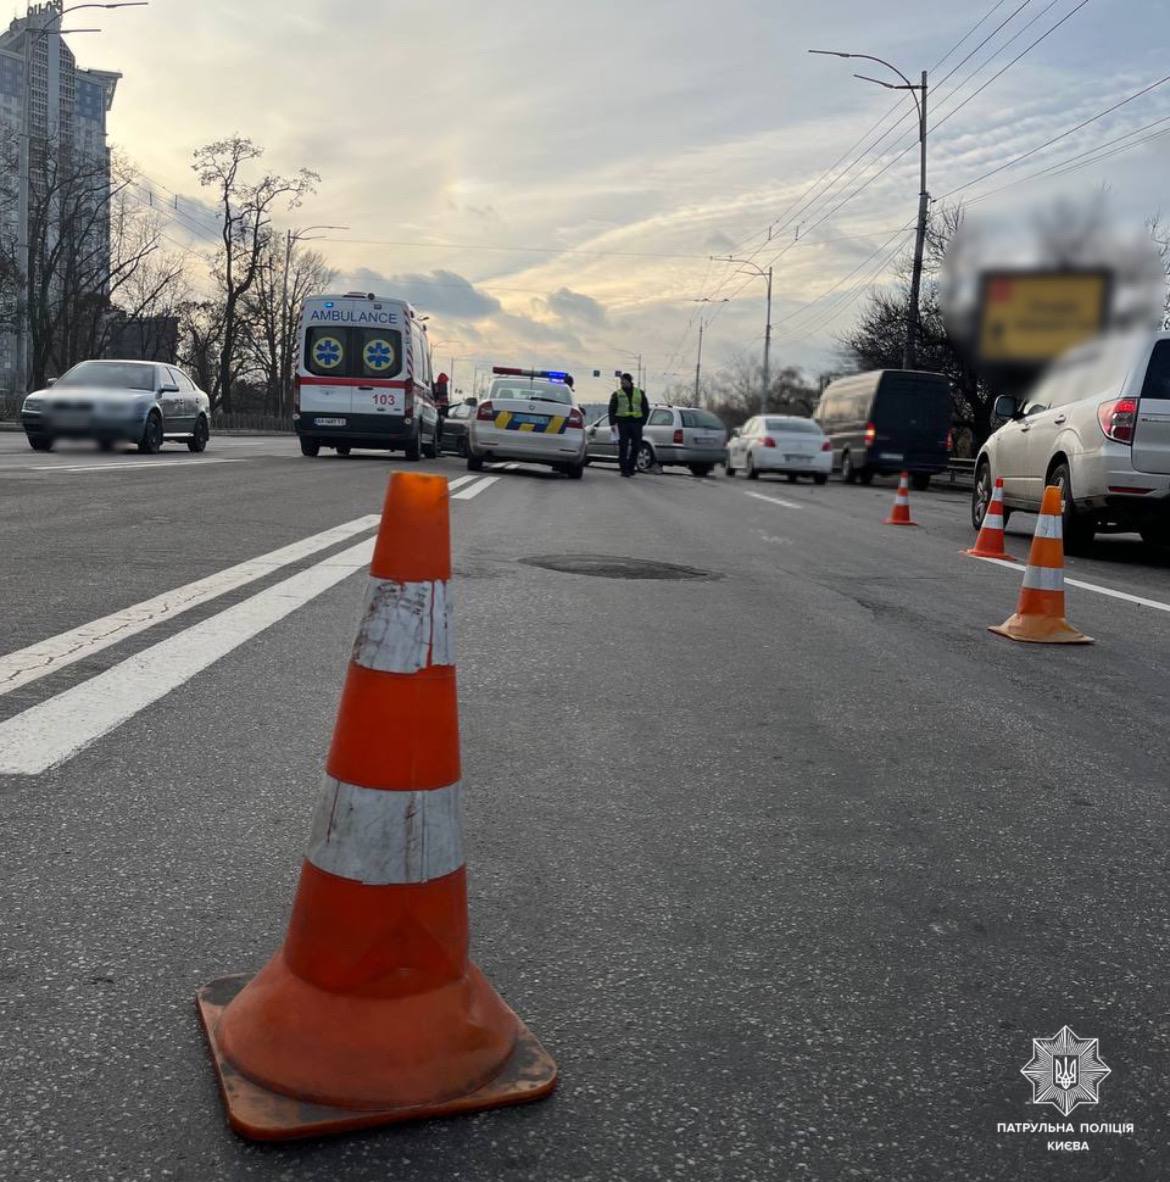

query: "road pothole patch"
(519, 554), (720, 581)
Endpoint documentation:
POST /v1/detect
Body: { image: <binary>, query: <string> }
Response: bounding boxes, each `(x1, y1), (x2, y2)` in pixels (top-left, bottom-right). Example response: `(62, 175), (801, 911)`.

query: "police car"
(467, 368), (587, 478)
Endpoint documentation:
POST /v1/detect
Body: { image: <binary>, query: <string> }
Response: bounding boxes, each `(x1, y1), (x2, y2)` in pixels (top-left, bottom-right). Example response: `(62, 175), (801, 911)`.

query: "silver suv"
(585, 404), (728, 476)
(973, 330), (1170, 551)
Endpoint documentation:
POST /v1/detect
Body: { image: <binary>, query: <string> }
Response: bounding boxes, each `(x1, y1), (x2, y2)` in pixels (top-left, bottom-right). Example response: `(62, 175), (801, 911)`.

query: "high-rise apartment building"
(0, 1), (120, 393)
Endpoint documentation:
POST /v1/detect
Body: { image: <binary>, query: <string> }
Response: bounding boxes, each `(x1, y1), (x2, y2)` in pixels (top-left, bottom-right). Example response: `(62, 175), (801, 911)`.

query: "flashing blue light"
(546, 371), (568, 381)
(323, 301), (334, 309)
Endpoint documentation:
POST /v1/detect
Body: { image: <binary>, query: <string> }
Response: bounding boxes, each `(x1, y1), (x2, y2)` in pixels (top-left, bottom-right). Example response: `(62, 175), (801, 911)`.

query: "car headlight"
(22, 396), (44, 412)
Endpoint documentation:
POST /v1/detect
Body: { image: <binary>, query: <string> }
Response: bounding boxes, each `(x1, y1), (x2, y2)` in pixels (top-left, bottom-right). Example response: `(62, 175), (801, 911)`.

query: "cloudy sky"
(67, 0), (1170, 400)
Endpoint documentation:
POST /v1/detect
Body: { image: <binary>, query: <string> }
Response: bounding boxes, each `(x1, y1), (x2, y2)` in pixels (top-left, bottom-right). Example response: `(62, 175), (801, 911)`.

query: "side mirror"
(160, 382), (179, 393)
(730, 427), (741, 438)
(46, 377), (57, 387)
(993, 395), (1019, 420)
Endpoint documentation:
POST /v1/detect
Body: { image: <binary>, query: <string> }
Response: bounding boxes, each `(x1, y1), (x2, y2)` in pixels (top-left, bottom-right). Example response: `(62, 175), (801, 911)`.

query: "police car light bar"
(491, 366), (575, 386)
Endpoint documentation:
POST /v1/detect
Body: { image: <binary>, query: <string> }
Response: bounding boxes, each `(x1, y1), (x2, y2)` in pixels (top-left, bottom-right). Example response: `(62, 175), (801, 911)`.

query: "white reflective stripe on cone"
(1034, 514), (1063, 540)
(352, 578), (453, 674)
(1022, 565), (1064, 592)
(983, 513), (1005, 531)
(307, 778), (464, 885)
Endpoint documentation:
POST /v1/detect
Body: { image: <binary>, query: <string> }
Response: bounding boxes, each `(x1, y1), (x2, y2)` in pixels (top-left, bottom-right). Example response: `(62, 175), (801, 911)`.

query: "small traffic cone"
(989, 484), (1092, 645)
(965, 476), (1016, 560)
(884, 472), (918, 526)
(197, 472), (556, 1140)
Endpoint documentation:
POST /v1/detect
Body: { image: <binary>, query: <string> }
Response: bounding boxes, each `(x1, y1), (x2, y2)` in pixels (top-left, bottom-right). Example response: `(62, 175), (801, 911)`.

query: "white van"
(293, 291), (440, 459)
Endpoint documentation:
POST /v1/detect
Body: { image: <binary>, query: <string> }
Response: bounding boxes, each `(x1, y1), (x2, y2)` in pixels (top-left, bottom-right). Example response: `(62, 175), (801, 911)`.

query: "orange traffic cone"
(884, 471), (917, 526)
(989, 485), (1092, 644)
(197, 473), (557, 1140)
(965, 476), (1015, 560)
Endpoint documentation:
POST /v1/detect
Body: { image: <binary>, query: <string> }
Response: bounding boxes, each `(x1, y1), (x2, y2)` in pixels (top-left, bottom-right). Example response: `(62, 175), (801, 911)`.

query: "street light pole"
(278, 224), (346, 413)
(691, 297), (728, 406)
(809, 49), (928, 369)
(715, 257), (772, 410)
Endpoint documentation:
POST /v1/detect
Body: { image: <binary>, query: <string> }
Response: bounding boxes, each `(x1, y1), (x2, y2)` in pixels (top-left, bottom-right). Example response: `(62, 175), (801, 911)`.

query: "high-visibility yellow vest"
(614, 388), (644, 418)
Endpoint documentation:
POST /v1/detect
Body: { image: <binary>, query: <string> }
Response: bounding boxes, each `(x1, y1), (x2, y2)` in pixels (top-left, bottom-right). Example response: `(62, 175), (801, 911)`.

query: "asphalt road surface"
(2, 432), (1168, 1182)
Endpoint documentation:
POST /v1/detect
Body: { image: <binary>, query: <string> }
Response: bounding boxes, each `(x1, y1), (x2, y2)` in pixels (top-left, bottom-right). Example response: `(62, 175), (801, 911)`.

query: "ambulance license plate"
(316, 417), (346, 426)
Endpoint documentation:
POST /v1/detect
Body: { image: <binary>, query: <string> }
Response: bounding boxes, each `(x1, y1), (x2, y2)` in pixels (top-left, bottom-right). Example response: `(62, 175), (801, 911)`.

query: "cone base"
(884, 518), (918, 527)
(989, 614), (1093, 644)
(964, 546), (1015, 560)
(197, 975), (557, 1142)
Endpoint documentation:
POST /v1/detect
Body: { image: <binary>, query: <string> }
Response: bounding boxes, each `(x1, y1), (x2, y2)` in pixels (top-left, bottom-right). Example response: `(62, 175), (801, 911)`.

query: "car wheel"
(137, 412), (163, 455)
(841, 451), (857, 483)
(746, 453), (759, 480)
(1050, 462), (1094, 554)
(689, 464), (712, 477)
(566, 462), (584, 480)
(635, 442), (654, 473)
(972, 460), (993, 529)
(27, 435), (53, 452)
(187, 415), (209, 453)
(467, 452), (484, 472)
(300, 437), (320, 457)
(336, 445), (351, 456)
(725, 459), (736, 476)
(813, 474), (828, 486)
(404, 431), (421, 462)
(422, 424), (439, 460)
(1140, 523), (1170, 548)
(785, 473), (798, 483)
(910, 472), (931, 492)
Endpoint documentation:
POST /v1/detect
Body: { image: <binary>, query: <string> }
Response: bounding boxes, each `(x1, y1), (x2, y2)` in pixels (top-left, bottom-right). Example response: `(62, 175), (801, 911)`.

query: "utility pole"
(715, 258), (772, 411)
(763, 265), (773, 411)
(810, 50), (928, 370)
(905, 70), (929, 371)
(694, 320), (703, 403)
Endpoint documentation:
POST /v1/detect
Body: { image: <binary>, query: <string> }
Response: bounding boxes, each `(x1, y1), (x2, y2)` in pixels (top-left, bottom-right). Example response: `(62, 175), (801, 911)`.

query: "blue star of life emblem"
(364, 339), (394, 370)
(313, 337), (342, 368)
(1021, 1026), (1111, 1116)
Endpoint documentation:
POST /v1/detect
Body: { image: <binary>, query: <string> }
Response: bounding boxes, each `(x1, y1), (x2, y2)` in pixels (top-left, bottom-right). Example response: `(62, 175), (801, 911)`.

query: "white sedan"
(726, 415), (832, 483)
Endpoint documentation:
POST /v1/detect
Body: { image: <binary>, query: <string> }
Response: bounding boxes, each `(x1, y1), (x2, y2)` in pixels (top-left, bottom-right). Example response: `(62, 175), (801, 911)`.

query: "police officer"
(608, 372), (650, 477)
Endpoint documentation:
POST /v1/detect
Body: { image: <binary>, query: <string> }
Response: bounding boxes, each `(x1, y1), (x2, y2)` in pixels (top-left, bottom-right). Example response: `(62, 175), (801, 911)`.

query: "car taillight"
(821, 439), (832, 452)
(864, 422), (876, 446)
(945, 429), (954, 452)
(763, 436), (776, 448)
(673, 428), (684, 444)
(476, 400), (495, 421)
(568, 407), (584, 429)
(1098, 397), (1138, 444)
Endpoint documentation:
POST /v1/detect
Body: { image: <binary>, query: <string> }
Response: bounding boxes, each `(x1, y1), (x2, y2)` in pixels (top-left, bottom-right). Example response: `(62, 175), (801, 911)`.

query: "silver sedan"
(21, 360), (212, 454)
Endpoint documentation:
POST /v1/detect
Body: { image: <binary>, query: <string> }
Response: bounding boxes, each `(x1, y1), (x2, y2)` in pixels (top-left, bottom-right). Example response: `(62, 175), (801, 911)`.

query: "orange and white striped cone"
(884, 471), (918, 526)
(197, 473), (556, 1140)
(989, 484), (1092, 644)
(965, 476), (1015, 560)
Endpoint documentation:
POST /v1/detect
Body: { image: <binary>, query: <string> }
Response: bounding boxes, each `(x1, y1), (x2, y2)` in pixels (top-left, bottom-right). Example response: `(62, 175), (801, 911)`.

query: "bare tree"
(192, 137), (318, 411)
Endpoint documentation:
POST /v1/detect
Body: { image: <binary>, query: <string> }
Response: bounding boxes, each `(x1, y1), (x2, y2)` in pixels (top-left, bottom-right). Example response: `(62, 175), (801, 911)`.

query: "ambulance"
(293, 291), (441, 459)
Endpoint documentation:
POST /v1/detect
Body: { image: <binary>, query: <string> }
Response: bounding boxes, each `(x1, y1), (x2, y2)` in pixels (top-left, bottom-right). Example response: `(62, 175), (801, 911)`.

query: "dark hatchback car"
(438, 400), (475, 456)
(813, 369), (953, 489)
